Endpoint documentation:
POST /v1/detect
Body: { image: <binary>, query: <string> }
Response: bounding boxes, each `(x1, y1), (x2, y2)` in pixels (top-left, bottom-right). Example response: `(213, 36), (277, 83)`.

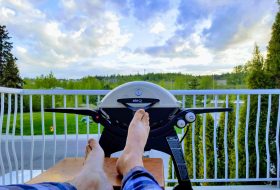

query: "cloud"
(150, 22), (166, 34)
(130, 0), (171, 21)
(0, 0), (278, 78)
(0, 0), (132, 77)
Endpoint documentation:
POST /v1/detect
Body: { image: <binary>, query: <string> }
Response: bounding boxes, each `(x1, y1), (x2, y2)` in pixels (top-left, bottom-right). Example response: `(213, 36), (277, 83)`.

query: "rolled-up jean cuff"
(121, 166), (161, 189)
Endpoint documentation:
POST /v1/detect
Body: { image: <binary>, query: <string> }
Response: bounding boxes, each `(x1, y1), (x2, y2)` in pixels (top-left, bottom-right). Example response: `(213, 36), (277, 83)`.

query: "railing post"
(214, 95), (218, 179)
(29, 95), (34, 180)
(245, 95), (250, 179)
(20, 94), (24, 183)
(75, 95), (79, 158)
(255, 94), (261, 178)
(203, 95), (207, 179)
(41, 95), (45, 173)
(224, 95), (229, 179)
(276, 95), (280, 188)
(12, 94), (19, 183)
(97, 95), (101, 139)
(234, 94), (240, 179)
(0, 93), (5, 185)
(86, 95), (90, 140)
(63, 95), (67, 159)
(192, 95), (196, 179)
(5, 94), (12, 183)
(52, 95), (57, 165)
(265, 94), (271, 178)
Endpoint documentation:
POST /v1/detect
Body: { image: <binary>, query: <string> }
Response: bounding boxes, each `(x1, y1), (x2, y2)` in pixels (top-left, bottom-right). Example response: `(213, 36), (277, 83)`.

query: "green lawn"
(1, 112), (183, 136)
(2, 112), (101, 135)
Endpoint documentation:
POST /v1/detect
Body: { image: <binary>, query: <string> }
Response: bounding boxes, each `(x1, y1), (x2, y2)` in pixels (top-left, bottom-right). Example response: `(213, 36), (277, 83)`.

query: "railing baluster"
(97, 95), (101, 139)
(0, 93), (5, 185)
(20, 95), (24, 183)
(29, 95), (34, 180)
(12, 94), (19, 183)
(255, 94), (261, 178)
(5, 94), (12, 183)
(276, 95), (280, 188)
(41, 95), (45, 173)
(181, 95), (185, 154)
(86, 95), (89, 140)
(203, 95), (207, 179)
(63, 95), (67, 158)
(192, 95), (196, 179)
(245, 95), (250, 178)
(214, 95), (218, 179)
(234, 94), (240, 179)
(224, 95), (229, 179)
(266, 94), (271, 178)
(75, 95), (79, 158)
(52, 95), (57, 165)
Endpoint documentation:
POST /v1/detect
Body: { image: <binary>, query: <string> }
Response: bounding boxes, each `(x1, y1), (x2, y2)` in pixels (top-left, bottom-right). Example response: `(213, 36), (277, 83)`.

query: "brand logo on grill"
(135, 89), (142, 96)
(132, 99), (142, 103)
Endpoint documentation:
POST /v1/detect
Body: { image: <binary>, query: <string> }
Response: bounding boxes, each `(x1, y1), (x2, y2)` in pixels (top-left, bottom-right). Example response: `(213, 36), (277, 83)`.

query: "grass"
(2, 112), (101, 135)
(1, 112), (183, 136)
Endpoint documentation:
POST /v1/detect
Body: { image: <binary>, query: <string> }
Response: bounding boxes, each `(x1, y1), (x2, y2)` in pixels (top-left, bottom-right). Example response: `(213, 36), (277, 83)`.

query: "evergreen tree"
(189, 77), (199, 89)
(0, 25), (12, 79)
(238, 45), (270, 182)
(0, 25), (23, 88)
(1, 55), (23, 88)
(265, 3), (280, 179)
(246, 45), (267, 89)
(266, 6), (280, 88)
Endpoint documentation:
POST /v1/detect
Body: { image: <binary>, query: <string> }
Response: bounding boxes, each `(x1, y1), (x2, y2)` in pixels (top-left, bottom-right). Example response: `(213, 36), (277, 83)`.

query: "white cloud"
(0, 0), (277, 78)
(0, 7), (15, 17)
(0, 0), (132, 77)
(150, 22), (166, 34)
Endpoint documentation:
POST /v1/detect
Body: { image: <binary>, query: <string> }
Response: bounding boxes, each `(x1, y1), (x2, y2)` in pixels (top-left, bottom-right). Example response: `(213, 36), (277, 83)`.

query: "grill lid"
(99, 81), (180, 108)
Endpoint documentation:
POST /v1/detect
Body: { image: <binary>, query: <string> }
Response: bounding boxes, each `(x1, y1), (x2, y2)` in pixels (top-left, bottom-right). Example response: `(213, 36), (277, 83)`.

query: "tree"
(266, 2), (280, 88)
(246, 45), (268, 89)
(228, 65), (247, 88)
(238, 45), (271, 182)
(188, 77), (199, 89)
(1, 55), (23, 88)
(0, 25), (23, 88)
(264, 4), (280, 180)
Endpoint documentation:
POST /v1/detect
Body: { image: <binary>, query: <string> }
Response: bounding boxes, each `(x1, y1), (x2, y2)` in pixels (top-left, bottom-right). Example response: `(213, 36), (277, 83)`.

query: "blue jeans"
(0, 166), (162, 190)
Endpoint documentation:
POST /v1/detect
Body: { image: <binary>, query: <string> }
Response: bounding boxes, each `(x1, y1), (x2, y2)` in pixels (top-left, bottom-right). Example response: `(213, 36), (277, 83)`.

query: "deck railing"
(0, 87), (279, 187)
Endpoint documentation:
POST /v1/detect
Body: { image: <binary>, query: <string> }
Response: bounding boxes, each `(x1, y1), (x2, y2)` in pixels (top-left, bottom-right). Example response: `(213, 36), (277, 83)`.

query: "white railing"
(0, 87), (279, 187)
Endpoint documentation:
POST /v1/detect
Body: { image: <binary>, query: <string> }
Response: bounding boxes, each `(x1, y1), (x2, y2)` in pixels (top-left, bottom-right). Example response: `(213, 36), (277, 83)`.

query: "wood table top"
(27, 157), (165, 189)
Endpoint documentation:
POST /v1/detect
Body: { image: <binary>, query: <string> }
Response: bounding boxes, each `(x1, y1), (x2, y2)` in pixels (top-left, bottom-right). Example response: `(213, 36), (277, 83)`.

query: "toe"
(133, 109), (145, 120)
(142, 112), (150, 127)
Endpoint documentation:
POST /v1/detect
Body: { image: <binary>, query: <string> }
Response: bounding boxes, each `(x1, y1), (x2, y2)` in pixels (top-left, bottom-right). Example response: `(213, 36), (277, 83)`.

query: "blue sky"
(0, 0), (278, 78)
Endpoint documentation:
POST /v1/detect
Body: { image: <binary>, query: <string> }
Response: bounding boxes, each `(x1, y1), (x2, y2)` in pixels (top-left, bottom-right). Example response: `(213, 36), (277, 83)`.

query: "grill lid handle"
(117, 98), (160, 111)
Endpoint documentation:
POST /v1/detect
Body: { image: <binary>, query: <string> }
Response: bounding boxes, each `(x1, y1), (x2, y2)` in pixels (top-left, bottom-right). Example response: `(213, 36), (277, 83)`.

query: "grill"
(99, 81), (180, 129)
(45, 81), (232, 190)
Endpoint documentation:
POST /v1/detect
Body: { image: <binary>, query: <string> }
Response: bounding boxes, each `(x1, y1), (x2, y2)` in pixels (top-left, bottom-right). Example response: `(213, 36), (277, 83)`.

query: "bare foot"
(70, 139), (113, 190)
(116, 109), (150, 176)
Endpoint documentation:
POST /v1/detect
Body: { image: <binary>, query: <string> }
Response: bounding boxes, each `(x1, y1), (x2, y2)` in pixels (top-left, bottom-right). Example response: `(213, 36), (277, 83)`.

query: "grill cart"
(46, 81), (232, 190)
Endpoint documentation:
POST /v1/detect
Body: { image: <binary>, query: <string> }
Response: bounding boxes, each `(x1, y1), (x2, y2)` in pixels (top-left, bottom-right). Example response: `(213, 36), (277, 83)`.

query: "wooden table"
(27, 157), (164, 189)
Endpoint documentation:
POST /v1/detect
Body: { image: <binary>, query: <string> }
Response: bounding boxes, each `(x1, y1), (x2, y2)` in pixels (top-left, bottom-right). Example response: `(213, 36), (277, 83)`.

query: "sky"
(0, 0), (278, 78)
